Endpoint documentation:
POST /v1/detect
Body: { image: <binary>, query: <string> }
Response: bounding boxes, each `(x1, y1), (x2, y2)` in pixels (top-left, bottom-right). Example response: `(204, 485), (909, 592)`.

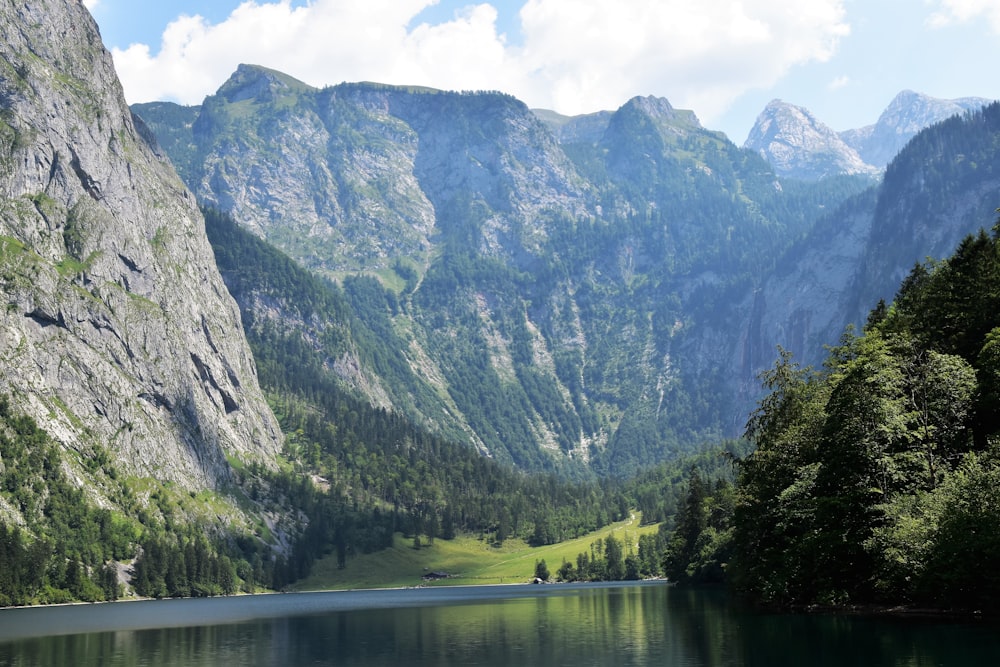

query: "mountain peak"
(217, 63), (315, 104)
(841, 90), (992, 168)
(620, 95), (703, 129)
(743, 99), (876, 180)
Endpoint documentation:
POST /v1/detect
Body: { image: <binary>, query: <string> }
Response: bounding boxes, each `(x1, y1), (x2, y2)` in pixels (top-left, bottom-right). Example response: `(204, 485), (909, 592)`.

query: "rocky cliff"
(0, 0), (281, 491)
(176, 66), (596, 278)
(137, 68), (872, 473)
(743, 100), (878, 181)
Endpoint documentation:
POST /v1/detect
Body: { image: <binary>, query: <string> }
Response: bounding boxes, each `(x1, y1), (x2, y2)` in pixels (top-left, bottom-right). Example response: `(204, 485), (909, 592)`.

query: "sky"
(82, 0), (1000, 143)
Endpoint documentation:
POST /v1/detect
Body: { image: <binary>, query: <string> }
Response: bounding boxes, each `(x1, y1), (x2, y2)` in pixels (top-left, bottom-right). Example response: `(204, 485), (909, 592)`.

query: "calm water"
(1, 581), (999, 666)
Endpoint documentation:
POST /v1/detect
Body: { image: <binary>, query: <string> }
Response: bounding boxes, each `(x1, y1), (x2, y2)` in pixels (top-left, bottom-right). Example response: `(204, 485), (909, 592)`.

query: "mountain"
(0, 2), (281, 492)
(5, 2), (1000, 605)
(745, 92), (993, 180)
(134, 64), (873, 474)
(743, 100), (879, 181)
(736, 101), (1000, 382)
(840, 90), (991, 169)
(532, 108), (614, 144)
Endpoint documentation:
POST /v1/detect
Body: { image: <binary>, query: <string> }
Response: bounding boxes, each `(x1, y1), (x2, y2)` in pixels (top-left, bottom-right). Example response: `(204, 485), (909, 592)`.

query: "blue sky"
(84, 0), (1000, 143)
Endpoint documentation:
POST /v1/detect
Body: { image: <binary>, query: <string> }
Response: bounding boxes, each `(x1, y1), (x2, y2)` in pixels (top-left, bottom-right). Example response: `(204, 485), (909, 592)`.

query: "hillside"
(135, 67), (1000, 477)
(135, 66), (873, 475)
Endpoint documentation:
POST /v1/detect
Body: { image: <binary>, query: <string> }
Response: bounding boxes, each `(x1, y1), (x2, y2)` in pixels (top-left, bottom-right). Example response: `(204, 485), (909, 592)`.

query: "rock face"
(840, 90), (991, 169)
(746, 92), (993, 180)
(138, 71), (865, 473)
(743, 100), (878, 180)
(167, 66), (594, 277)
(134, 60), (1000, 475)
(0, 0), (281, 488)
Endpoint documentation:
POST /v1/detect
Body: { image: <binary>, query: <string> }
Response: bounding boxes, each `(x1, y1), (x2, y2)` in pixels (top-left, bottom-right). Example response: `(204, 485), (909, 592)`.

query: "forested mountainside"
(134, 65), (873, 475)
(738, 223), (1000, 611)
(1, 1), (665, 606)
(135, 65), (1000, 476)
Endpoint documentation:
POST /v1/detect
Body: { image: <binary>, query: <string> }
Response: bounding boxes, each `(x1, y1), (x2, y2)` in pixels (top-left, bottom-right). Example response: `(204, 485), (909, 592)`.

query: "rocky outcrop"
(743, 100), (878, 181)
(0, 0), (281, 489)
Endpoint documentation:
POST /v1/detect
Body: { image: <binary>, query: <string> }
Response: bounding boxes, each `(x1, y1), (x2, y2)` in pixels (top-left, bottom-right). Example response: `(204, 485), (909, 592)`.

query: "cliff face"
(0, 0), (281, 489)
(743, 100), (878, 181)
(165, 66), (595, 278)
(139, 70), (867, 473)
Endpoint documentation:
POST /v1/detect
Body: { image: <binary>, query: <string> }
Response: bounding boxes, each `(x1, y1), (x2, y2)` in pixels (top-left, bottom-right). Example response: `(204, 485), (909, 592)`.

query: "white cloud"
(828, 75), (851, 90)
(111, 0), (849, 125)
(927, 0), (1000, 31)
(515, 0), (849, 120)
(83, 0), (100, 9)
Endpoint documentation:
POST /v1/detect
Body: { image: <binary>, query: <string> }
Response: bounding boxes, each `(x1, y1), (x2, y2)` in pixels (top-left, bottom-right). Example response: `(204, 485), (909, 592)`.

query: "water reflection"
(1, 583), (999, 666)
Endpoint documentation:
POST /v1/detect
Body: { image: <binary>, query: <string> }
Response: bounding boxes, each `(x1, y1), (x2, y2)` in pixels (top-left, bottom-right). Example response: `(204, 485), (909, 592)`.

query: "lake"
(1, 581), (999, 666)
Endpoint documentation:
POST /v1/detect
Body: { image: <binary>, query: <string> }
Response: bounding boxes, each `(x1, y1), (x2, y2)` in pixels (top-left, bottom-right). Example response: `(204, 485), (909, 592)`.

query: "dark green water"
(1, 581), (998, 666)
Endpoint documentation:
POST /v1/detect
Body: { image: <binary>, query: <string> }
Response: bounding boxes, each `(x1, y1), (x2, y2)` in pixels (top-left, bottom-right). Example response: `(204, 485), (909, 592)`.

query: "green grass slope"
(295, 513), (660, 590)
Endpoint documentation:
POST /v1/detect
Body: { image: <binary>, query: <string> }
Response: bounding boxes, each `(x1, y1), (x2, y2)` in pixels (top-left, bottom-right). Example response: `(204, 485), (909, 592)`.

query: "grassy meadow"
(294, 512), (661, 591)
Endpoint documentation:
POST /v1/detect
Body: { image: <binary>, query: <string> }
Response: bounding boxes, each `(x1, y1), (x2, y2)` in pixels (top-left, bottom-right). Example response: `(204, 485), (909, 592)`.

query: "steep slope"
(851, 102), (1000, 318)
(840, 90), (991, 169)
(743, 100), (878, 181)
(136, 70), (869, 475)
(0, 1), (281, 492)
(728, 102), (1000, 397)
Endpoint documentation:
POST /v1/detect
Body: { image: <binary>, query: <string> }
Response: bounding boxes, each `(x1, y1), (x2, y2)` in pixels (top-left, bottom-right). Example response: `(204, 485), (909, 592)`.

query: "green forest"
(669, 221), (1000, 611)
(0, 206), (723, 607)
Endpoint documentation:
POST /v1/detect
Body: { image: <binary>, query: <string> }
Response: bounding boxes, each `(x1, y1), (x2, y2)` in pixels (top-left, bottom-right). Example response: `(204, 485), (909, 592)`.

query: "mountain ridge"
(134, 63), (877, 474)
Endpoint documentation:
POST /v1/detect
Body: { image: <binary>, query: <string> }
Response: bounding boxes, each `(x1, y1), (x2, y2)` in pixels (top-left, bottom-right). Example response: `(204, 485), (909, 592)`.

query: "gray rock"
(743, 100), (878, 181)
(0, 0), (281, 489)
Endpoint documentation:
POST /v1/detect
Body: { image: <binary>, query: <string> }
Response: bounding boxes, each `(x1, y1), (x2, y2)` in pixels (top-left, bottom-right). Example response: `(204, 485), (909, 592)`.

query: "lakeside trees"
(729, 223), (1000, 611)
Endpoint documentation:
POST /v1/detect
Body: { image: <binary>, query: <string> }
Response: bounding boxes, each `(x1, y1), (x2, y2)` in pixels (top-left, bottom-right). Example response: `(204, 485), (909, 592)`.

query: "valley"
(2, 0), (1000, 615)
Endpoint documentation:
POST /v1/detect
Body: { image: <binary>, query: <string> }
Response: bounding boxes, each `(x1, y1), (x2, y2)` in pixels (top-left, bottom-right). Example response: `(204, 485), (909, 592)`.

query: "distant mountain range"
(132, 64), (1000, 474)
(743, 91), (992, 180)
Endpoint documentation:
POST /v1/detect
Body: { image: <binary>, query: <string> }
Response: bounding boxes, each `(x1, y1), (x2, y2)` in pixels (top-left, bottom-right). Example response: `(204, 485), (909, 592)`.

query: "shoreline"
(0, 580), (667, 642)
